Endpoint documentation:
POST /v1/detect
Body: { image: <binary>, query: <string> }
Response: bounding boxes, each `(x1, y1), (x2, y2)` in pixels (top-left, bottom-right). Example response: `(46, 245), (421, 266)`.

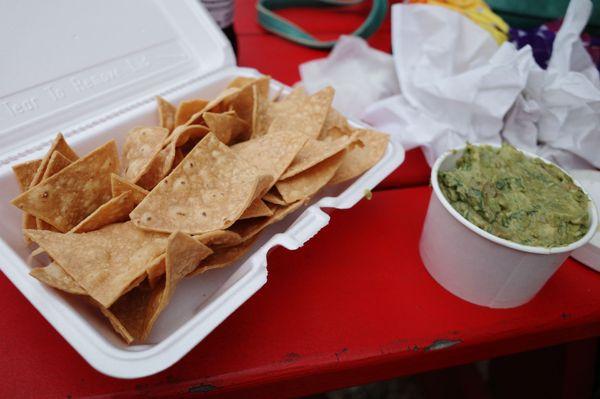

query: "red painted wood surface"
(2, 187), (599, 398)
(1, 2), (599, 398)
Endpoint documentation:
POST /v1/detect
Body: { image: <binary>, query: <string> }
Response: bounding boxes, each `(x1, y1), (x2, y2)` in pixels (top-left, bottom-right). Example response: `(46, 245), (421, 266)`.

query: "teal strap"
(256, 0), (388, 50)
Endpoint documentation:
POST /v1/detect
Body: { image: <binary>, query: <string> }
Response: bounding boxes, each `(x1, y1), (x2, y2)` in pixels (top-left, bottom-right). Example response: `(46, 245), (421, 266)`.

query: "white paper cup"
(419, 146), (598, 308)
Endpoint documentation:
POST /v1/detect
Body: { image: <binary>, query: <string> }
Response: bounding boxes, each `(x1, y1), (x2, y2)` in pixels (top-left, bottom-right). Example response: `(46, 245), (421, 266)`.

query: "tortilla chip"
(188, 237), (258, 277)
(239, 199), (273, 220)
(204, 111), (248, 144)
(29, 133), (79, 188)
(135, 146), (172, 191)
(157, 96), (176, 133)
(185, 88), (241, 126)
(12, 141), (119, 232)
(30, 262), (85, 295)
(256, 93), (300, 138)
(13, 159), (43, 240)
(105, 232), (212, 342)
(280, 135), (353, 180)
(167, 124), (210, 147)
(130, 133), (260, 234)
(252, 84), (271, 138)
(267, 87), (333, 139)
(36, 151), (74, 231)
(173, 148), (185, 168)
(25, 221), (167, 308)
(287, 86), (309, 101)
(276, 150), (346, 204)
(230, 77), (269, 128)
(42, 151), (72, 180)
(232, 129), (308, 193)
(262, 189), (287, 206)
(111, 173), (148, 205)
(329, 129), (389, 185)
(229, 201), (304, 241)
(320, 108), (352, 139)
(122, 126), (168, 184)
(12, 159), (42, 192)
(134, 124), (207, 191)
(174, 98), (209, 127)
(70, 191), (134, 233)
(146, 254), (166, 288)
(193, 230), (243, 247)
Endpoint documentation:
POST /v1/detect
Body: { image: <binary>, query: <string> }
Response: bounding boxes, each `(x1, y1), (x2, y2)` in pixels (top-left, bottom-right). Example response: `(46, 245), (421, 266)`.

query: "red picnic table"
(1, 2), (599, 398)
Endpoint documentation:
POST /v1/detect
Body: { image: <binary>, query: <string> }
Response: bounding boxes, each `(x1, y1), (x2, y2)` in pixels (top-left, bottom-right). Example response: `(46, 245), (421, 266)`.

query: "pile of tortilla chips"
(10, 76), (388, 344)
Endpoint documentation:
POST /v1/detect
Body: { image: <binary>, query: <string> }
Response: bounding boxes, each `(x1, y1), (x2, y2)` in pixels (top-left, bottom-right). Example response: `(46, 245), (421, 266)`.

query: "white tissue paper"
(299, 35), (400, 119)
(299, 0), (600, 169)
(503, 0), (600, 169)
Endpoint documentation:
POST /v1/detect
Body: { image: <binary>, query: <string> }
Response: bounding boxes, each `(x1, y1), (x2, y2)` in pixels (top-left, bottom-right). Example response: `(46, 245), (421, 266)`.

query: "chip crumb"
(364, 189), (373, 200)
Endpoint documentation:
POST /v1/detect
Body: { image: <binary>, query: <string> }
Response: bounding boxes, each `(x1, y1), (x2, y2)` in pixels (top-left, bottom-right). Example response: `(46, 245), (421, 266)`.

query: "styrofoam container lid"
(0, 0), (234, 160)
(0, 0), (407, 378)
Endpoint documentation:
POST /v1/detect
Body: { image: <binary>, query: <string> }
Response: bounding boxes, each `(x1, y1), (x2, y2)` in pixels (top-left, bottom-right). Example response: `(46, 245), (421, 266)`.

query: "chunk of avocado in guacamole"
(438, 144), (590, 247)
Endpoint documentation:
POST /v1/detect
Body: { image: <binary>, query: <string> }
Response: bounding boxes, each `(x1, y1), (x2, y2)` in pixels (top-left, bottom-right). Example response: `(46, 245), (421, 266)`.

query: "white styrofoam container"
(420, 146), (598, 308)
(0, 0), (405, 378)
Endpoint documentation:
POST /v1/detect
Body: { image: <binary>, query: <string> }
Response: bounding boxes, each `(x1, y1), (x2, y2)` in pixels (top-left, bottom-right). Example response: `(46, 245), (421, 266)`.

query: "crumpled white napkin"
(299, 0), (600, 169)
(299, 35), (400, 119)
(502, 0), (600, 169)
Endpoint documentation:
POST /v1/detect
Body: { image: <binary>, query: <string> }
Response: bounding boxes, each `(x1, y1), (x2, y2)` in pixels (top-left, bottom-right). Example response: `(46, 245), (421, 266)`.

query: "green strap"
(256, 0), (388, 50)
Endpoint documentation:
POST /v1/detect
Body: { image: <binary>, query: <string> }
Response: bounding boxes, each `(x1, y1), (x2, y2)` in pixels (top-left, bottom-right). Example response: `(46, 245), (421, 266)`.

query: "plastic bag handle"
(256, 0), (388, 50)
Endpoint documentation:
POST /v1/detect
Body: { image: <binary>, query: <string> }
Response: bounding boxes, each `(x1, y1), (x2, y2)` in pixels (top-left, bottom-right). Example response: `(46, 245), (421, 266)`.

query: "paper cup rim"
(431, 144), (599, 255)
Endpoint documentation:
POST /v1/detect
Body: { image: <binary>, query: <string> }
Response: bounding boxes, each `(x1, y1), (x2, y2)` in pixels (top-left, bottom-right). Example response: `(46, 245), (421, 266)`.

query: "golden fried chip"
(111, 173), (148, 205)
(239, 198), (273, 220)
(204, 111), (248, 144)
(104, 232), (212, 342)
(230, 77), (269, 128)
(25, 221), (167, 308)
(268, 87), (333, 139)
(146, 254), (166, 288)
(130, 133), (260, 234)
(29, 133), (79, 188)
(42, 151), (72, 180)
(188, 237), (258, 277)
(275, 150), (346, 204)
(167, 124), (210, 147)
(70, 191), (134, 233)
(174, 98), (209, 127)
(12, 141), (119, 232)
(30, 262), (85, 295)
(280, 135), (353, 180)
(262, 189), (287, 205)
(320, 107), (352, 139)
(194, 230), (243, 247)
(132, 124), (203, 190)
(185, 88), (241, 126)
(329, 129), (389, 185)
(173, 148), (185, 168)
(229, 201), (304, 241)
(36, 151), (74, 231)
(260, 86), (309, 137)
(135, 146), (173, 191)
(122, 127), (169, 183)
(12, 159), (41, 192)
(232, 129), (308, 193)
(157, 96), (176, 133)
(13, 159), (43, 239)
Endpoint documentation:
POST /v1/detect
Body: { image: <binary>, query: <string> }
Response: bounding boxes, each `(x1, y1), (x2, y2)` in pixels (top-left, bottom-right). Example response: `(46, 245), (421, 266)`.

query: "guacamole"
(438, 144), (590, 247)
